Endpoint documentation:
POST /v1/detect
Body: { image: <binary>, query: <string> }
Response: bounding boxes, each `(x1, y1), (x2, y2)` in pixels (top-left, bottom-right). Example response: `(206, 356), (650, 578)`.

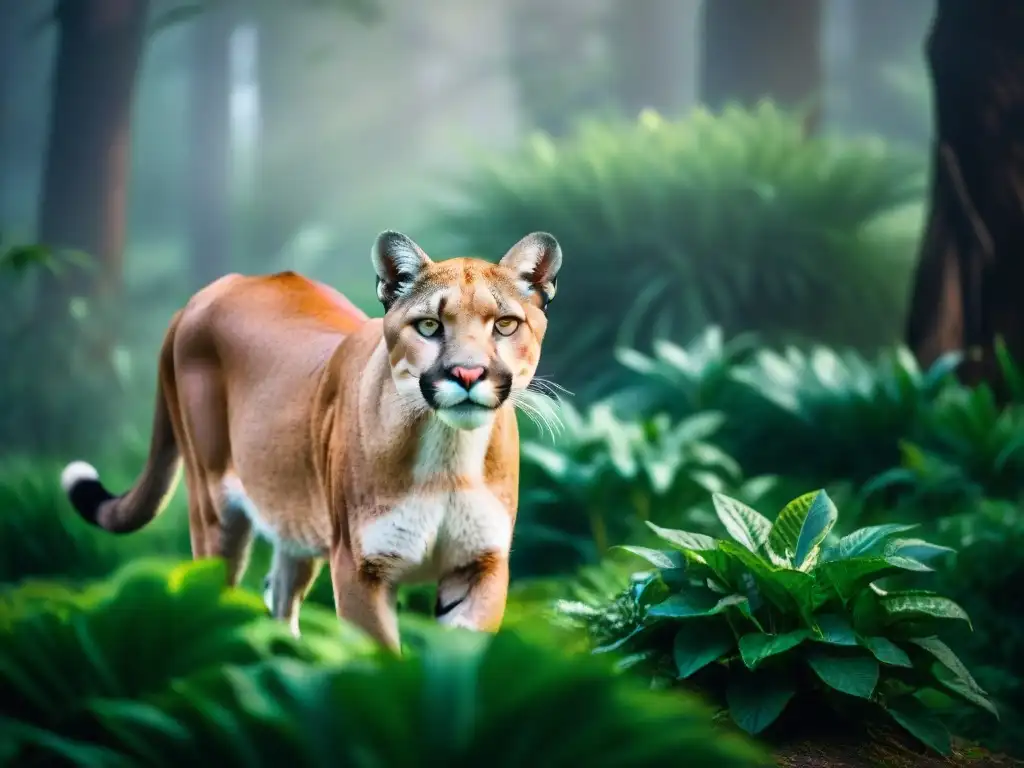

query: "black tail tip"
(61, 461), (113, 527)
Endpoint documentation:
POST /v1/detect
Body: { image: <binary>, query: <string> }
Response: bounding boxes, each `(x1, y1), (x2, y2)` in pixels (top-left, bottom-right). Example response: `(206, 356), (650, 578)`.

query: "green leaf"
(882, 538), (955, 565)
(614, 546), (682, 570)
(726, 668), (796, 735)
(816, 556), (931, 601)
(673, 622), (735, 678)
(885, 696), (952, 755)
(738, 630), (810, 669)
(806, 649), (879, 699)
(909, 637), (998, 719)
(768, 490), (838, 568)
(646, 591), (747, 621)
(812, 614), (857, 646)
(878, 592), (972, 633)
(645, 522), (718, 552)
(711, 493), (772, 553)
(861, 637), (912, 668)
(826, 523), (918, 561)
(714, 542), (816, 616)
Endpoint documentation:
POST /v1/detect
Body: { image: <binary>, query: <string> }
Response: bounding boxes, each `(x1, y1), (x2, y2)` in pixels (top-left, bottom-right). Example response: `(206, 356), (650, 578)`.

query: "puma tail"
(61, 312), (184, 534)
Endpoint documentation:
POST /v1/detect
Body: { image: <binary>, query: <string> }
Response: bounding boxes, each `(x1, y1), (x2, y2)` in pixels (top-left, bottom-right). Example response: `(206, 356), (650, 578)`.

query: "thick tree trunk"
(37, 0), (149, 312)
(700, 0), (823, 117)
(847, 0), (934, 143)
(607, 0), (700, 119)
(905, 1), (1024, 397)
(188, 0), (233, 289)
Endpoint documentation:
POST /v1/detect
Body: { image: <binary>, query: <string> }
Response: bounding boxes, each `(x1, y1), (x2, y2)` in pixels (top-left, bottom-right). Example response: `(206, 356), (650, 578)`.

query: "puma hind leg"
(264, 550), (323, 637)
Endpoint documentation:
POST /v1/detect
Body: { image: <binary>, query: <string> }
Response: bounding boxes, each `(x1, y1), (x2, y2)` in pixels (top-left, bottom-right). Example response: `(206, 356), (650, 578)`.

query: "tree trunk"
(699, 0), (823, 118)
(188, 0), (233, 290)
(37, 0), (150, 312)
(607, 0), (700, 119)
(0, 0), (17, 233)
(846, 0), (934, 143)
(905, 0), (1024, 398)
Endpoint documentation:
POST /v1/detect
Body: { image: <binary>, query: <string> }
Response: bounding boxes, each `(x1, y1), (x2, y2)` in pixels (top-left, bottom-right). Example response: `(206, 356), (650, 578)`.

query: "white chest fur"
(356, 416), (512, 581)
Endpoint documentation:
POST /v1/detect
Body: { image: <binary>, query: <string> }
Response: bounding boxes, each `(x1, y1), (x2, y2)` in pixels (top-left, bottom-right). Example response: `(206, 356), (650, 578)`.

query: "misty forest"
(2, 0), (1024, 766)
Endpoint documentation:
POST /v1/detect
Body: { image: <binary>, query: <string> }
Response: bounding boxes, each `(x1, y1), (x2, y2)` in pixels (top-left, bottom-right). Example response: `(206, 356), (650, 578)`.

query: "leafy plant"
(0, 558), (374, 759)
(567, 489), (997, 755)
(15, 622), (768, 768)
(517, 402), (743, 571)
(610, 325), (758, 418)
(428, 102), (924, 394)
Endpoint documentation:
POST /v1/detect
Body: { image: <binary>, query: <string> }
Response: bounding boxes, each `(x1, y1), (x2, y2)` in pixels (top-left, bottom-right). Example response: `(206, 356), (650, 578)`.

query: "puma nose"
(448, 365), (486, 389)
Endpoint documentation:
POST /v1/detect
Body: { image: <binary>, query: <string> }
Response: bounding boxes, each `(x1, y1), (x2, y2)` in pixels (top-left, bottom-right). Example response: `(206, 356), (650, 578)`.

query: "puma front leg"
(329, 545), (401, 653)
(435, 551), (509, 633)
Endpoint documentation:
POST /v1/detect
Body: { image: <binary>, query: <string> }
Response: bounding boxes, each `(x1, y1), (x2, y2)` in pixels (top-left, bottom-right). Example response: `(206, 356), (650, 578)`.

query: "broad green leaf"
(882, 538), (955, 565)
(909, 637), (998, 719)
(715, 542), (815, 616)
(768, 490), (838, 568)
(806, 649), (879, 699)
(816, 556), (931, 602)
(646, 591), (747, 620)
(614, 546), (682, 570)
(673, 622), (735, 678)
(812, 614), (857, 646)
(878, 592), (972, 632)
(645, 522), (717, 552)
(793, 491), (838, 569)
(726, 668), (796, 735)
(738, 630), (810, 669)
(711, 493), (772, 553)
(862, 637), (912, 668)
(826, 523), (918, 561)
(885, 696), (952, 755)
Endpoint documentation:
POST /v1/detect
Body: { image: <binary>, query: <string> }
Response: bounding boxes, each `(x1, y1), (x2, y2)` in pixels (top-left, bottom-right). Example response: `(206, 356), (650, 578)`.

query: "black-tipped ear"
(371, 231), (431, 311)
(498, 232), (562, 311)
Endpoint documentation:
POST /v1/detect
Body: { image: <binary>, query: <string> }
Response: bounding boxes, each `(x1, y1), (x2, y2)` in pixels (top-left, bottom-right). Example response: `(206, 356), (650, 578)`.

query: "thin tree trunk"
(188, 0), (233, 289)
(0, 0), (17, 234)
(700, 0), (823, 120)
(37, 0), (150, 313)
(607, 0), (699, 119)
(905, 0), (1024, 398)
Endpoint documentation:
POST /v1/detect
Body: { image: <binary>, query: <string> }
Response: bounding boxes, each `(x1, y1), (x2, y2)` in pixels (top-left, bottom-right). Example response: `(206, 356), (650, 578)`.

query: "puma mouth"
(435, 402), (496, 430)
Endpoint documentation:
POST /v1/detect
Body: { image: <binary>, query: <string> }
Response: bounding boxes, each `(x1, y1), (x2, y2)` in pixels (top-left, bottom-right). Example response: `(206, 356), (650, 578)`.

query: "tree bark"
(188, 0), (233, 289)
(905, 0), (1024, 397)
(37, 0), (150, 312)
(699, 0), (823, 118)
(607, 0), (700, 119)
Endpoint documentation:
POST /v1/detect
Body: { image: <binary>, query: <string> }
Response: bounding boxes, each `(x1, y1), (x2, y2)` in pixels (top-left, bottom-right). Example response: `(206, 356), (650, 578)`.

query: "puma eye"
(415, 318), (441, 338)
(494, 317), (520, 337)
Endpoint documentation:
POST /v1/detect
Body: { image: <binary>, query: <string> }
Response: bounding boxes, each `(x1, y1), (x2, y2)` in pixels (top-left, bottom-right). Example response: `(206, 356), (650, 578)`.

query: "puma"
(61, 231), (563, 651)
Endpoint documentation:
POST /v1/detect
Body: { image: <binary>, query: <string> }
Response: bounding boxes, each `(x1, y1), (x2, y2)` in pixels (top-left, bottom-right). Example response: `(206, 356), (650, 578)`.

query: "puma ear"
(371, 231), (431, 311)
(498, 232), (562, 311)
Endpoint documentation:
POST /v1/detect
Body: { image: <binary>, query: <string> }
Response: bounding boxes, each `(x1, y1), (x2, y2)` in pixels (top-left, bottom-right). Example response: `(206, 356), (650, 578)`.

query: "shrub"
(516, 402), (753, 575)
(427, 102), (924, 395)
(562, 489), (997, 756)
(0, 558), (374, 760)
(11, 616), (768, 767)
(617, 331), (963, 489)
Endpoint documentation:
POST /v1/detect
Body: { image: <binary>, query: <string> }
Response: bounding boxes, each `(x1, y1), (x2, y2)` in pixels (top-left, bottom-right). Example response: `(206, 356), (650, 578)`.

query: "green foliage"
(428, 103), (924, 394)
(516, 400), (760, 573)
(0, 456), (191, 585)
(566, 490), (997, 755)
(0, 559), (375, 761)
(2, 565), (766, 768)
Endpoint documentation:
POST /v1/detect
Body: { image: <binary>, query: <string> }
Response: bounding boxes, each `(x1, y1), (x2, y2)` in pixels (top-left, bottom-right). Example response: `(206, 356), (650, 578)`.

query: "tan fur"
(63, 232), (562, 651)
